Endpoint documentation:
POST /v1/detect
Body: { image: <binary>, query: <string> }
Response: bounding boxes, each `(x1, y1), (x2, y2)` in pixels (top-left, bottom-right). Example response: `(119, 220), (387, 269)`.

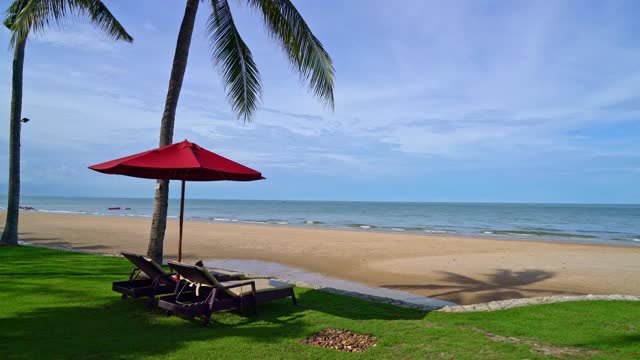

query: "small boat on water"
(108, 207), (131, 210)
(19, 206), (35, 211)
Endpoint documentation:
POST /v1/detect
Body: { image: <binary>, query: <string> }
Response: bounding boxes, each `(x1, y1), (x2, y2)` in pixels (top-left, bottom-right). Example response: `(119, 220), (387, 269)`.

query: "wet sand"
(4, 211), (639, 304)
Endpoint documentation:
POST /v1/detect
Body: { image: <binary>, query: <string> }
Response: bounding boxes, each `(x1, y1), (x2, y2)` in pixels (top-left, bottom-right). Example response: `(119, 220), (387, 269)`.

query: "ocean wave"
(482, 230), (597, 239)
(210, 217), (241, 223)
(385, 226), (426, 232)
(347, 223), (377, 229)
(304, 220), (324, 225)
(483, 230), (533, 236)
(576, 229), (625, 235)
(520, 227), (571, 232)
(36, 209), (87, 215)
(407, 227), (426, 231)
(123, 214), (152, 218)
(424, 229), (454, 234)
(260, 219), (290, 225)
(383, 226), (425, 232)
(610, 238), (640, 244)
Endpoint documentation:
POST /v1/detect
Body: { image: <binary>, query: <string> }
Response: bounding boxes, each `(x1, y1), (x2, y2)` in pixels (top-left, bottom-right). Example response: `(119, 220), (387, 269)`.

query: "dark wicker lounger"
(157, 261), (297, 327)
(112, 252), (178, 307)
(112, 252), (243, 307)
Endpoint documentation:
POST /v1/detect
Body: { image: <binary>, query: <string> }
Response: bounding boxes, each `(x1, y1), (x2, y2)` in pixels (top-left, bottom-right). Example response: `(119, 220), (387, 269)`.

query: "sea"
(2, 196), (639, 246)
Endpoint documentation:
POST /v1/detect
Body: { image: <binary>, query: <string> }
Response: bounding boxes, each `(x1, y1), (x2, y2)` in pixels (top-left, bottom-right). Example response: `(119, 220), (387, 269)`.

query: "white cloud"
(2, 0), (640, 200)
(143, 23), (157, 32)
(30, 24), (127, 53)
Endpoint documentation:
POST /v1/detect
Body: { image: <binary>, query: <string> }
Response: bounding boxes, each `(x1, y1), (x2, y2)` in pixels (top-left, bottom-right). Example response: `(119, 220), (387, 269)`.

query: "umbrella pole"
(178, 179), (185, 262)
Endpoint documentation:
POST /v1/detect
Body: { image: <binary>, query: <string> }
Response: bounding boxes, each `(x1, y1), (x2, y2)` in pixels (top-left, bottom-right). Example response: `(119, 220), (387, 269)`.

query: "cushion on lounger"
(207, 268), (244, 278)
(218, 279), (294, 297)
(194, 266), (245, 297)
(178, 263), (291, 298)
(196, 266), (224, 287)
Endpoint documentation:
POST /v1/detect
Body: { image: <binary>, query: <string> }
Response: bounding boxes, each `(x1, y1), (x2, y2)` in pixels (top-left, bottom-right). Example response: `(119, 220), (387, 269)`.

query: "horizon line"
(6, 194), (639, 206)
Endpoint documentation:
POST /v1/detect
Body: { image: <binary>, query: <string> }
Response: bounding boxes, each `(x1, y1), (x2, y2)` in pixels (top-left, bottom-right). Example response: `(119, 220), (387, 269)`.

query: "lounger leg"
(291, 290), (297, 305)
(120, 294), (128, 300)
(148, 279), (160, 308)
(203, 311), (212, 327)
(252, 296), (258, 316)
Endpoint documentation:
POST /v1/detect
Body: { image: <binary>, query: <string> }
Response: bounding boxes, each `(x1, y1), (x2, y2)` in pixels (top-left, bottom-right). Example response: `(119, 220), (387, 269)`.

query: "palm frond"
(74, 0), (133, 42)
(209, 0), (261, 121)
(4, 0), (29, 29)
(8, 0), (132, 46)
(247, 0), (335, 110)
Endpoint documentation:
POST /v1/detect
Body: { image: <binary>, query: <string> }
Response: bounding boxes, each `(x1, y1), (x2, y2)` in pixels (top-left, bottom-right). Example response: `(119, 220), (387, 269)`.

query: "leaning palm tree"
(147, 0), (334, 263)
(1, 0), (132, 245)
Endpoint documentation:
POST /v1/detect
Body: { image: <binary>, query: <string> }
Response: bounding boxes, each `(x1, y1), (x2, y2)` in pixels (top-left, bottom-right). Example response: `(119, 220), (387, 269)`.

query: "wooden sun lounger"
(112, 252), (243, 307)
(157, 261), (297, 327)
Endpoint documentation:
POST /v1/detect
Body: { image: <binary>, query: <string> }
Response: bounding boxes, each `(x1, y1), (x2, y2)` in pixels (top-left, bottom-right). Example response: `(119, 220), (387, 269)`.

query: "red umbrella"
(89, 140), (264, 261)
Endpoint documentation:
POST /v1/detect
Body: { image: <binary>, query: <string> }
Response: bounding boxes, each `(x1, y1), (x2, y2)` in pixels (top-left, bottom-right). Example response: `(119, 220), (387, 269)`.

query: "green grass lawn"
(1, 246), (638, 359)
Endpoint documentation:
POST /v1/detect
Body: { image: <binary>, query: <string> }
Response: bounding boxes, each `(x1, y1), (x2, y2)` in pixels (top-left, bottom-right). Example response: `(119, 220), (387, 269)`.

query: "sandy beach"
(4, 211), (639, 304)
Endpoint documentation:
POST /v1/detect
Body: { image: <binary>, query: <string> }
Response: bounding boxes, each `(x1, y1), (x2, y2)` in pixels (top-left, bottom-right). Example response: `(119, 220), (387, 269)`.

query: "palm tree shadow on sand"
(382, 269), (583, 304)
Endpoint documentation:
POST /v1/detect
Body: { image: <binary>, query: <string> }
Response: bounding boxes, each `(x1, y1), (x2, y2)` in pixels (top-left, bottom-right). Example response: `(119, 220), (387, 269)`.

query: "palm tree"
(147, 0), (335, 263)
(1, 0), (132, 246)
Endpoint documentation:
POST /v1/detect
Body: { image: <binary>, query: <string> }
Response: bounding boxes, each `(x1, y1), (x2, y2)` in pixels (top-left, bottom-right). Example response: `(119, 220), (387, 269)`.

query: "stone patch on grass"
(303, 328), (377, 352)
(480, 330), (599, 357)
(438, 294), (640, 313)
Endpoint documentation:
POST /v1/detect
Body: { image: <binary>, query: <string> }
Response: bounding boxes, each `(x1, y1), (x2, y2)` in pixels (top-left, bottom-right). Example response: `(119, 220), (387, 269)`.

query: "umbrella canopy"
(89, 140), (264, 261)
(89, 140), (264, 181)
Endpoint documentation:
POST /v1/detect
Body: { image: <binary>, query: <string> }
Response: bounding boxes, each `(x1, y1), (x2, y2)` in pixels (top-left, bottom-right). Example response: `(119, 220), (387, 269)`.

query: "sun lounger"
(112, 252), (178, 306)
(112, 252), (243, 307)
(157, 261), (297, 327)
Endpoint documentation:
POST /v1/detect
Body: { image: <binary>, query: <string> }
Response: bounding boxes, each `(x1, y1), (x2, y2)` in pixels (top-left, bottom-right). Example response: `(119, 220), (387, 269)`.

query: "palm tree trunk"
(1, 37), (27, 246)
(147, 0), (199, 263)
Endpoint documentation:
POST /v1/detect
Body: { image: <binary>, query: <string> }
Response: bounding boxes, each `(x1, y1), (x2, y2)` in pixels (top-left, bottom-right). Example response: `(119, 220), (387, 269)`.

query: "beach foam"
(36, 209), (87, 215)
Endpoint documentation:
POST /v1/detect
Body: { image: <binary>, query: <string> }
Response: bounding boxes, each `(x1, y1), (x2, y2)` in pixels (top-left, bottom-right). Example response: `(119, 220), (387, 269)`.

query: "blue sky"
(1, 0), (639, 203)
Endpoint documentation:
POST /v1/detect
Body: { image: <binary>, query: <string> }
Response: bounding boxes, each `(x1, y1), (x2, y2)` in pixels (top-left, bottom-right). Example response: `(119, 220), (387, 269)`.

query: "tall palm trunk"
(1, 36), (27, 246)
(147, 0), (199, 263)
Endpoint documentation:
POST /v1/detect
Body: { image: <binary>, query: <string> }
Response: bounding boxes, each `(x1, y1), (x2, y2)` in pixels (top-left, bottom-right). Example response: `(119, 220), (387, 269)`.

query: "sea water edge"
(1, 195), (639, 247)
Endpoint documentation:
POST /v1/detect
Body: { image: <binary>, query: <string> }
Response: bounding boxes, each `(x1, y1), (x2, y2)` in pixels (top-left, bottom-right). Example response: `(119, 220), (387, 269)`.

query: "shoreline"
(11, 208), (640, 247)
(3, 211), (639, 304)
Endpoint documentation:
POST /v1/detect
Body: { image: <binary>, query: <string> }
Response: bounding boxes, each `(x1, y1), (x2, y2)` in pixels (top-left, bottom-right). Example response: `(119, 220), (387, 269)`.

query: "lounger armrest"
(220, 281), (257, 297)
(219, 281), (256, 291)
